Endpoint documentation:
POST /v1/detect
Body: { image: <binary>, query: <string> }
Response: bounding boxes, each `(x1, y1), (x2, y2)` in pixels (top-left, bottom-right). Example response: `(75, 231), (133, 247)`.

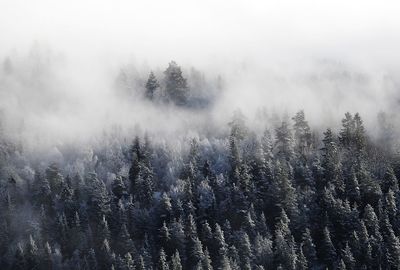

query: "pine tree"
(341, 242), (355, 270)
(228, 110), (248, 141)
(137, 165), (154, 207)
(219, 254), (232, 270)
(253, 233), (273, 269)
(338, 259), (347, 270)
(99, 239), (115, 269)
(346, 169), (361, 204)
(201, 221), (213, 252)
(353, 113), (366, 152)
(274, 210), (296, 270)
(159, 192), (173, 222)
(261, 128), (273, 162)
(33, 171), (53, 212)
(145, 71), (160, 100)
(45, 163), (64, 195)
(237, 231), (252, 269)
(137, 255), (146, 270)
(159, 220), (171, 255)
(96, 215), (111, 248)
(87, 248), (98, 270)
(213, 223), (228, 258)
(384, 221), (400, 269)
(112, 176), (126, 200)
(363, 204), (380, 237)
(13, 243), (26, 270)
(321, 227), (337, 269)
(358, 221), (372, 266)
(159, 248), (170, 270)
(171, 250), (183, 270)
(382, 166), (399, 193)
(296, 244), (308, 270)
(164, 61), (189, 105)
(301, 228), (317, 265)
(292, 110), (312, 160)
(25, 235), (39, 270)
(86, 173), (110, 224)
(339, 112), (355, 148)
(124, 252), (135, 270)
(270, 163), (298, 220)
(117, 223), (135, 256)
(170, 219), (186, 262)
(275, 121), (293, 162)
(202, 248), (213, 270)
(187, 236), (205, 267)
(42, 242), (53, 270)
(321, 128), (344, 193)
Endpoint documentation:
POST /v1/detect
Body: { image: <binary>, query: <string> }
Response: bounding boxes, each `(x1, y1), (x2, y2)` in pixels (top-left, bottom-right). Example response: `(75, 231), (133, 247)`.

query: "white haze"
(0, 0), (400, 150)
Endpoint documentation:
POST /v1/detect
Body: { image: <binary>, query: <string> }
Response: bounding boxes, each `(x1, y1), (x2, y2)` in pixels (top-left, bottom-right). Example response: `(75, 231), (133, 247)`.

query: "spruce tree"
(171, 250), (183, 270)
(164, 61), (189, 105)
(292, 110), (312, 159)
(321, 227), (337, 269)
(159, 248), (170, 270)
(145, 71), (160, 100)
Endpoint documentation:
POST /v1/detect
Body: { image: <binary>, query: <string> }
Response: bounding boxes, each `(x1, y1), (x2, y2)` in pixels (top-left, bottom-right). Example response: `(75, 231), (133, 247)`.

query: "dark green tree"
(164, 61), (189, 105)
(145, 71), (160, 100)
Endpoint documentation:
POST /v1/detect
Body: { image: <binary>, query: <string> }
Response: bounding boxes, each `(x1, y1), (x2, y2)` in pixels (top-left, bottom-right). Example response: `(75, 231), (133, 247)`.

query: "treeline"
(0, 110), (400, 269)
(116, 61), (221, 108)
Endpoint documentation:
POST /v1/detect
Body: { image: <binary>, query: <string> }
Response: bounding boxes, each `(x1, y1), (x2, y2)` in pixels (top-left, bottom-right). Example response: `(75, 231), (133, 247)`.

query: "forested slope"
(1, 108), (400, 270)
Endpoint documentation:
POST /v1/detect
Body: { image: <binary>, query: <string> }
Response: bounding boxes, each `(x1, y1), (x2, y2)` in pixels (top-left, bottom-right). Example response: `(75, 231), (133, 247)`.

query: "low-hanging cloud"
(0, 0), (399, 153)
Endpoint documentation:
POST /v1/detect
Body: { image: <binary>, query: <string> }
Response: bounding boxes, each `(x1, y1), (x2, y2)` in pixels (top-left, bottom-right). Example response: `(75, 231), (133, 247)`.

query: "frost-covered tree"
(164, 61), (189, 105)
(145, 71), (160, 100)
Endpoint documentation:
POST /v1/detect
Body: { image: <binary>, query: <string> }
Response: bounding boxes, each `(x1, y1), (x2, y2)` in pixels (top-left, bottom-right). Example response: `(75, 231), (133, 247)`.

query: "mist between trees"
(0, 48), (400, 269)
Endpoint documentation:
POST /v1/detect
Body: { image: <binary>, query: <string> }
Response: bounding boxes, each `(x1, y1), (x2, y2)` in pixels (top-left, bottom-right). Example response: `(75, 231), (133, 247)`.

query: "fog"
(0, 0), (400, 150)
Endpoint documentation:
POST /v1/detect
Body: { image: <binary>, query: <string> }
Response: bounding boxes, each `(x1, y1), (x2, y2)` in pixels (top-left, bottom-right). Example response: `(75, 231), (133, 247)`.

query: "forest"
(0, 58), (400, 270)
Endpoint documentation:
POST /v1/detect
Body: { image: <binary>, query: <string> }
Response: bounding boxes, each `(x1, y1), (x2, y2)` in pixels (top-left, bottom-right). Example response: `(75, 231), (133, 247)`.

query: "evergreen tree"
(159, 221), (172, 255)
(269, 163), (298, 220)
(275, 121), (294, 162)
(25, 235), (39, 270)
(237, 231), (252, 269)
(296, 244), (308, 270)
(171, 250), (183, 270)
(145, 71), (160, 100)
(13, 243), (26, 270)
(86, 173), (110, 224)
(112, 176), (126, 200)
(164, 61), (189, 105)
(292, 110), (312, 160)
(87, 248), (98, 270)
(341, 242), (355, 270)
(116, 224), (135, 256)
(274, 210), (296, 270)
(339, 112), (355, 148)
(33, 171), (53, 212)
(253, 233), (273, 269)
(301, 228), (317, 265)
(202, 248), (213, 270)
(45, 163), (64, 195)
(42, 242), (53, 270)
(321, 128), (344, 193)
(137, 255), (146, 270)
(382, 166), (399, 193)
(384, 221), (400, 269)
(159, 248), (170, 270)
(338, 259), (347, 270)
(321, 227), (337, 269)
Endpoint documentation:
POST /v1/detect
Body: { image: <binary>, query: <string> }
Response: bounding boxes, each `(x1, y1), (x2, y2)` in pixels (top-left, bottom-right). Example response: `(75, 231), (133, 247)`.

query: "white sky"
(0, 0), (399, 68)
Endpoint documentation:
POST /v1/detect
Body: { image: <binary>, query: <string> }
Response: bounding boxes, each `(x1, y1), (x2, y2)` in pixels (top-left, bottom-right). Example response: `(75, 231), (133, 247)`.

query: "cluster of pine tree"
(144, 61), (189, 105)
(1, 110), (400, 270)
